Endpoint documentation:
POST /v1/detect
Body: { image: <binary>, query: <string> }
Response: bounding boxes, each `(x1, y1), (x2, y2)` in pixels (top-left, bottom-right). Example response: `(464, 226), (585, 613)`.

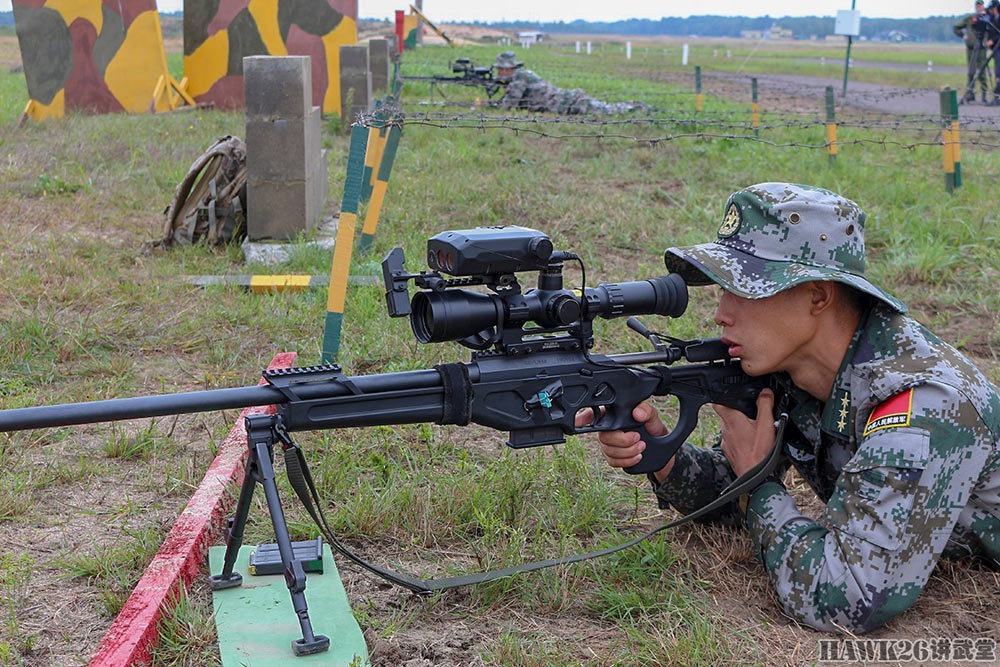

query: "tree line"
(479, 15), (966, 43)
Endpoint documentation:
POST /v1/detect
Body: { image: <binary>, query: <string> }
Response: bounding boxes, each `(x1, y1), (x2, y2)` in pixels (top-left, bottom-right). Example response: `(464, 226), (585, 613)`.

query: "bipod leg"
(208, 419), (262, 590)
(243, 414), (331, 656)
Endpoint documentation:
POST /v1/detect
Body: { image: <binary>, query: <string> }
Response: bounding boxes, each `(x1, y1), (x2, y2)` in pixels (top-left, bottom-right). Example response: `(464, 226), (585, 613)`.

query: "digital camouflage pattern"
(664, 183), (907, 312)
(494, 51), (645, 115)
(651, 182), (1000, 633)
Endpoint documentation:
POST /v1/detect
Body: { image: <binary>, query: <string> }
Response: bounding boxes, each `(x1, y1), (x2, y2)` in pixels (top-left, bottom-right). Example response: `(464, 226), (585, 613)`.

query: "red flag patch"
(863, 388), (914, 437)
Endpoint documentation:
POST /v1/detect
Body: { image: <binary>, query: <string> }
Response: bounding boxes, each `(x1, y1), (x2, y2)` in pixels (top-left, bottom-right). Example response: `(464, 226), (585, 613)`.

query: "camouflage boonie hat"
(663, 183), (906, 312)
(494, 51), (523, 69)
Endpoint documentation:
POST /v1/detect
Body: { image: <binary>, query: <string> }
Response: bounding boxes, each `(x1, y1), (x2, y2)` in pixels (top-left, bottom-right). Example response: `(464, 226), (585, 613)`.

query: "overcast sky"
(0, 1), (978, 21)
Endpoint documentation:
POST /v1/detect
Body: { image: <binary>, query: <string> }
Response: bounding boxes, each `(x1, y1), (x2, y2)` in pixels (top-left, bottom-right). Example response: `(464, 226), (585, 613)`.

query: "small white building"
(517, 31), (546, 43)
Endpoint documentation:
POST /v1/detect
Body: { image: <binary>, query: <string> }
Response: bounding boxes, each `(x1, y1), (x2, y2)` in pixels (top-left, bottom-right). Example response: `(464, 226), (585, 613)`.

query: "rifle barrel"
(0, 368), (447, 433)
(0, 350), (717, 434)
(0, 385), (286, 432)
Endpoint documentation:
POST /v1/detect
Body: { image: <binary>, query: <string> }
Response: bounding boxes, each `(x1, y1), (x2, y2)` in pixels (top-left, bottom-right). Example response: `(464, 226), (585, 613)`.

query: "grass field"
(0, 28), (998, 666)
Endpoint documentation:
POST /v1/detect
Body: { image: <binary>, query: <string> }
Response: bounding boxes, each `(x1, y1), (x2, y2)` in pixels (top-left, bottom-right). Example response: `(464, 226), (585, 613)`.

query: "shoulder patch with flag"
(863, 388), (914, 437)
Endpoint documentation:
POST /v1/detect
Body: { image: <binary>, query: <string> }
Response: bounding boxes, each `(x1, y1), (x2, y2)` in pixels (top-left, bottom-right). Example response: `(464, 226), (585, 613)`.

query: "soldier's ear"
(805, 281), (837, 315)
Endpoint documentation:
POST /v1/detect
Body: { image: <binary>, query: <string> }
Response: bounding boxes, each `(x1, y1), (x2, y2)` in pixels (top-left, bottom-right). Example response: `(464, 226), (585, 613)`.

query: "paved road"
(707, 71), (1000, 128)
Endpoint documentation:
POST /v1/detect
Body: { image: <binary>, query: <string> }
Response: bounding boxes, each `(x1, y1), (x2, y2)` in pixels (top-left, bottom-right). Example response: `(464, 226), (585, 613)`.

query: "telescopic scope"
(410, 272), (687, 344)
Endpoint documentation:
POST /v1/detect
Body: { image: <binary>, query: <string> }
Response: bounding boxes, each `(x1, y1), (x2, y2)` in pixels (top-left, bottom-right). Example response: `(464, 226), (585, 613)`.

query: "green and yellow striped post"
(321, 124), (369, 363)
(360, 120), (388, 203)
(751, 77), (759, 138)
(940, 88), (962, 192)
(358, 119), (402, 255)
(825, 86), (838, 166)
(695, 66), (703, 113)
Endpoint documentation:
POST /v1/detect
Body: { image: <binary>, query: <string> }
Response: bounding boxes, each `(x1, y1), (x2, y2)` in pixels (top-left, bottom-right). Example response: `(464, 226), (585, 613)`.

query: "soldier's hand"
(576, 402), (676, 481)
(713, 388), (776, 477)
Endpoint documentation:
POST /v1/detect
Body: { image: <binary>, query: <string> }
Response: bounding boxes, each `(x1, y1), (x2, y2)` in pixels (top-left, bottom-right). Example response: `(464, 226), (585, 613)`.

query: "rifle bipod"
(208, 413), (331, 657)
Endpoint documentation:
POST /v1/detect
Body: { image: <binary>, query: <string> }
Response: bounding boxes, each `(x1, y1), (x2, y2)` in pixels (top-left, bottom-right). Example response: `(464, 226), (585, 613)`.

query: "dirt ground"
(345, 479), (1000, 667)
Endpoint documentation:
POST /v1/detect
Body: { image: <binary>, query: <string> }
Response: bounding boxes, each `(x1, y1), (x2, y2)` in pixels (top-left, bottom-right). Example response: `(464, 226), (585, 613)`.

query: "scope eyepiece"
(587, 273), (688, 320)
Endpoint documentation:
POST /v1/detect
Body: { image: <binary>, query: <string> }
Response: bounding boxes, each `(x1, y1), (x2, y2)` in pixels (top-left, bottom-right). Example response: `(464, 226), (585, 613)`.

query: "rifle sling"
(434, 362), (472, 425)
(283, 412), (789, 595)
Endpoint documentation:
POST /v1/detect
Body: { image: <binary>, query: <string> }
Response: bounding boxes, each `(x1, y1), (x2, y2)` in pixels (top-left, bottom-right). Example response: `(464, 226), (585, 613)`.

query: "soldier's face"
(713, 285), (818, 377)
(497, 66), (516, 81)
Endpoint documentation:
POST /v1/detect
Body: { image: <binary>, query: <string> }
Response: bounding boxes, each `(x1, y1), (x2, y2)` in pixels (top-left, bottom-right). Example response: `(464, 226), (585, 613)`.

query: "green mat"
(209, 544), (369, 666)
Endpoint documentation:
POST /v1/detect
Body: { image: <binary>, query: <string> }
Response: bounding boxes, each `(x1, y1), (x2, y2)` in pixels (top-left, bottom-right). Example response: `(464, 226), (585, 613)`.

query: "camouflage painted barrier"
(13, 0), (184, 120)
(183, 0), (357, 115)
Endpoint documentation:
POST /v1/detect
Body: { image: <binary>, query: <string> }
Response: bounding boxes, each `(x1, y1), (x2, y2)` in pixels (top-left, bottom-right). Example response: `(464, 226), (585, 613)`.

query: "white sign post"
(835, 8), (861, 95)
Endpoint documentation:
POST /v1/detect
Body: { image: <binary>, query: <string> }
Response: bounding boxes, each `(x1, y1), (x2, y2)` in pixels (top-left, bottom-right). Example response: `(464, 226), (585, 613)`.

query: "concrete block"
(339, 45), (372, 120)
(369, 39), (390, 96)
(247, 178), (308, 241)
(246, 118), (307, 181)
(244, 58), (327, 241)
(243, 56), (311, 120)
(308, 151), (329, 227)
(306, 106), (323, 160)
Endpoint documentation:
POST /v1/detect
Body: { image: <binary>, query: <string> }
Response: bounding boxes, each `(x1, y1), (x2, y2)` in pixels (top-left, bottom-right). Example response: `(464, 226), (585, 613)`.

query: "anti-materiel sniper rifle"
(403, 57), (503, 99)
(0, 226), (770, 656)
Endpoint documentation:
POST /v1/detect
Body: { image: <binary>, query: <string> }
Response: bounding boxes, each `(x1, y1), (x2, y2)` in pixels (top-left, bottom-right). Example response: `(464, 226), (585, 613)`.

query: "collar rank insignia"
(718, 203), (741, 238)
(863, 388), (914, 437)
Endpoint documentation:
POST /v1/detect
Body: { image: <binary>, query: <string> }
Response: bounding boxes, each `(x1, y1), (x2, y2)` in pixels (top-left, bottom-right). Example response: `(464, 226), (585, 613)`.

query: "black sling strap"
(281, 412), (789, 594)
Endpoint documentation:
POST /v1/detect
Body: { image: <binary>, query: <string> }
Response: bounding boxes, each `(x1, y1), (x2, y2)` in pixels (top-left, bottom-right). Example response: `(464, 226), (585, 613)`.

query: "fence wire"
(358, 107), (1000, 151)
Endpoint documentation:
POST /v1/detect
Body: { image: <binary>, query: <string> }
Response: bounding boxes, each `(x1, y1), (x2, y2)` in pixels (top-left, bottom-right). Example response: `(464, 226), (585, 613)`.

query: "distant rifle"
(0, 226), (770, 656)
(403, 57), (504, 99)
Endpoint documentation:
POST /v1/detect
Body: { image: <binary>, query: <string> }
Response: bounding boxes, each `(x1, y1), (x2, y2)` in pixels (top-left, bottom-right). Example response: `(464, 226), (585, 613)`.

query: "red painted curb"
(88, 352), (298, 667)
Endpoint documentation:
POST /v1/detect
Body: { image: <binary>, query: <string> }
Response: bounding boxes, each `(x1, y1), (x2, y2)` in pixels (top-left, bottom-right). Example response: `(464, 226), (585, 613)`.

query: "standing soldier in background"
(955, 0), (991, 103)
(984, 0), (1000, 105)
(493, 51), (646, 114)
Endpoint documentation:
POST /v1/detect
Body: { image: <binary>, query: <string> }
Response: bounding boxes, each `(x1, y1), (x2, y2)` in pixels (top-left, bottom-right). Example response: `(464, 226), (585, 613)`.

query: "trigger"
(582, 405), (606, 427)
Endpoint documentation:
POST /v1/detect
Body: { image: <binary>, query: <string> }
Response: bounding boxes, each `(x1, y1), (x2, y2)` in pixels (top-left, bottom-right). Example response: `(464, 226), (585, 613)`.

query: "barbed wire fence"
(356, 76), (998, 193)
(318, 64), (991, 354)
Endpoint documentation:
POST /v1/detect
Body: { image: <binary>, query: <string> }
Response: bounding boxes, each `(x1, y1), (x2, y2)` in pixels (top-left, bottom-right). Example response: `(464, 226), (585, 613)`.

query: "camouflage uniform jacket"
(498, 69), (642, 114)
(650, 303), (1000, 633)
(955, 12), (988, 48)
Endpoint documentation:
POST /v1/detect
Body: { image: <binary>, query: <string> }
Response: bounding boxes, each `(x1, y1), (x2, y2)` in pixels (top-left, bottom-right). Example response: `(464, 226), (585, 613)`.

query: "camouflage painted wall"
(402, 11), (417, 51)
(183, 0), (358, 115)
(13, 0), (173, 119)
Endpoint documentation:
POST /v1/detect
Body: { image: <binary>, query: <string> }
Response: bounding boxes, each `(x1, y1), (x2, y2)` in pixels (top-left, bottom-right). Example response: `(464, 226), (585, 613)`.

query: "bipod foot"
(293, 634), (331, 656)
(208, 572), (243, 591)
